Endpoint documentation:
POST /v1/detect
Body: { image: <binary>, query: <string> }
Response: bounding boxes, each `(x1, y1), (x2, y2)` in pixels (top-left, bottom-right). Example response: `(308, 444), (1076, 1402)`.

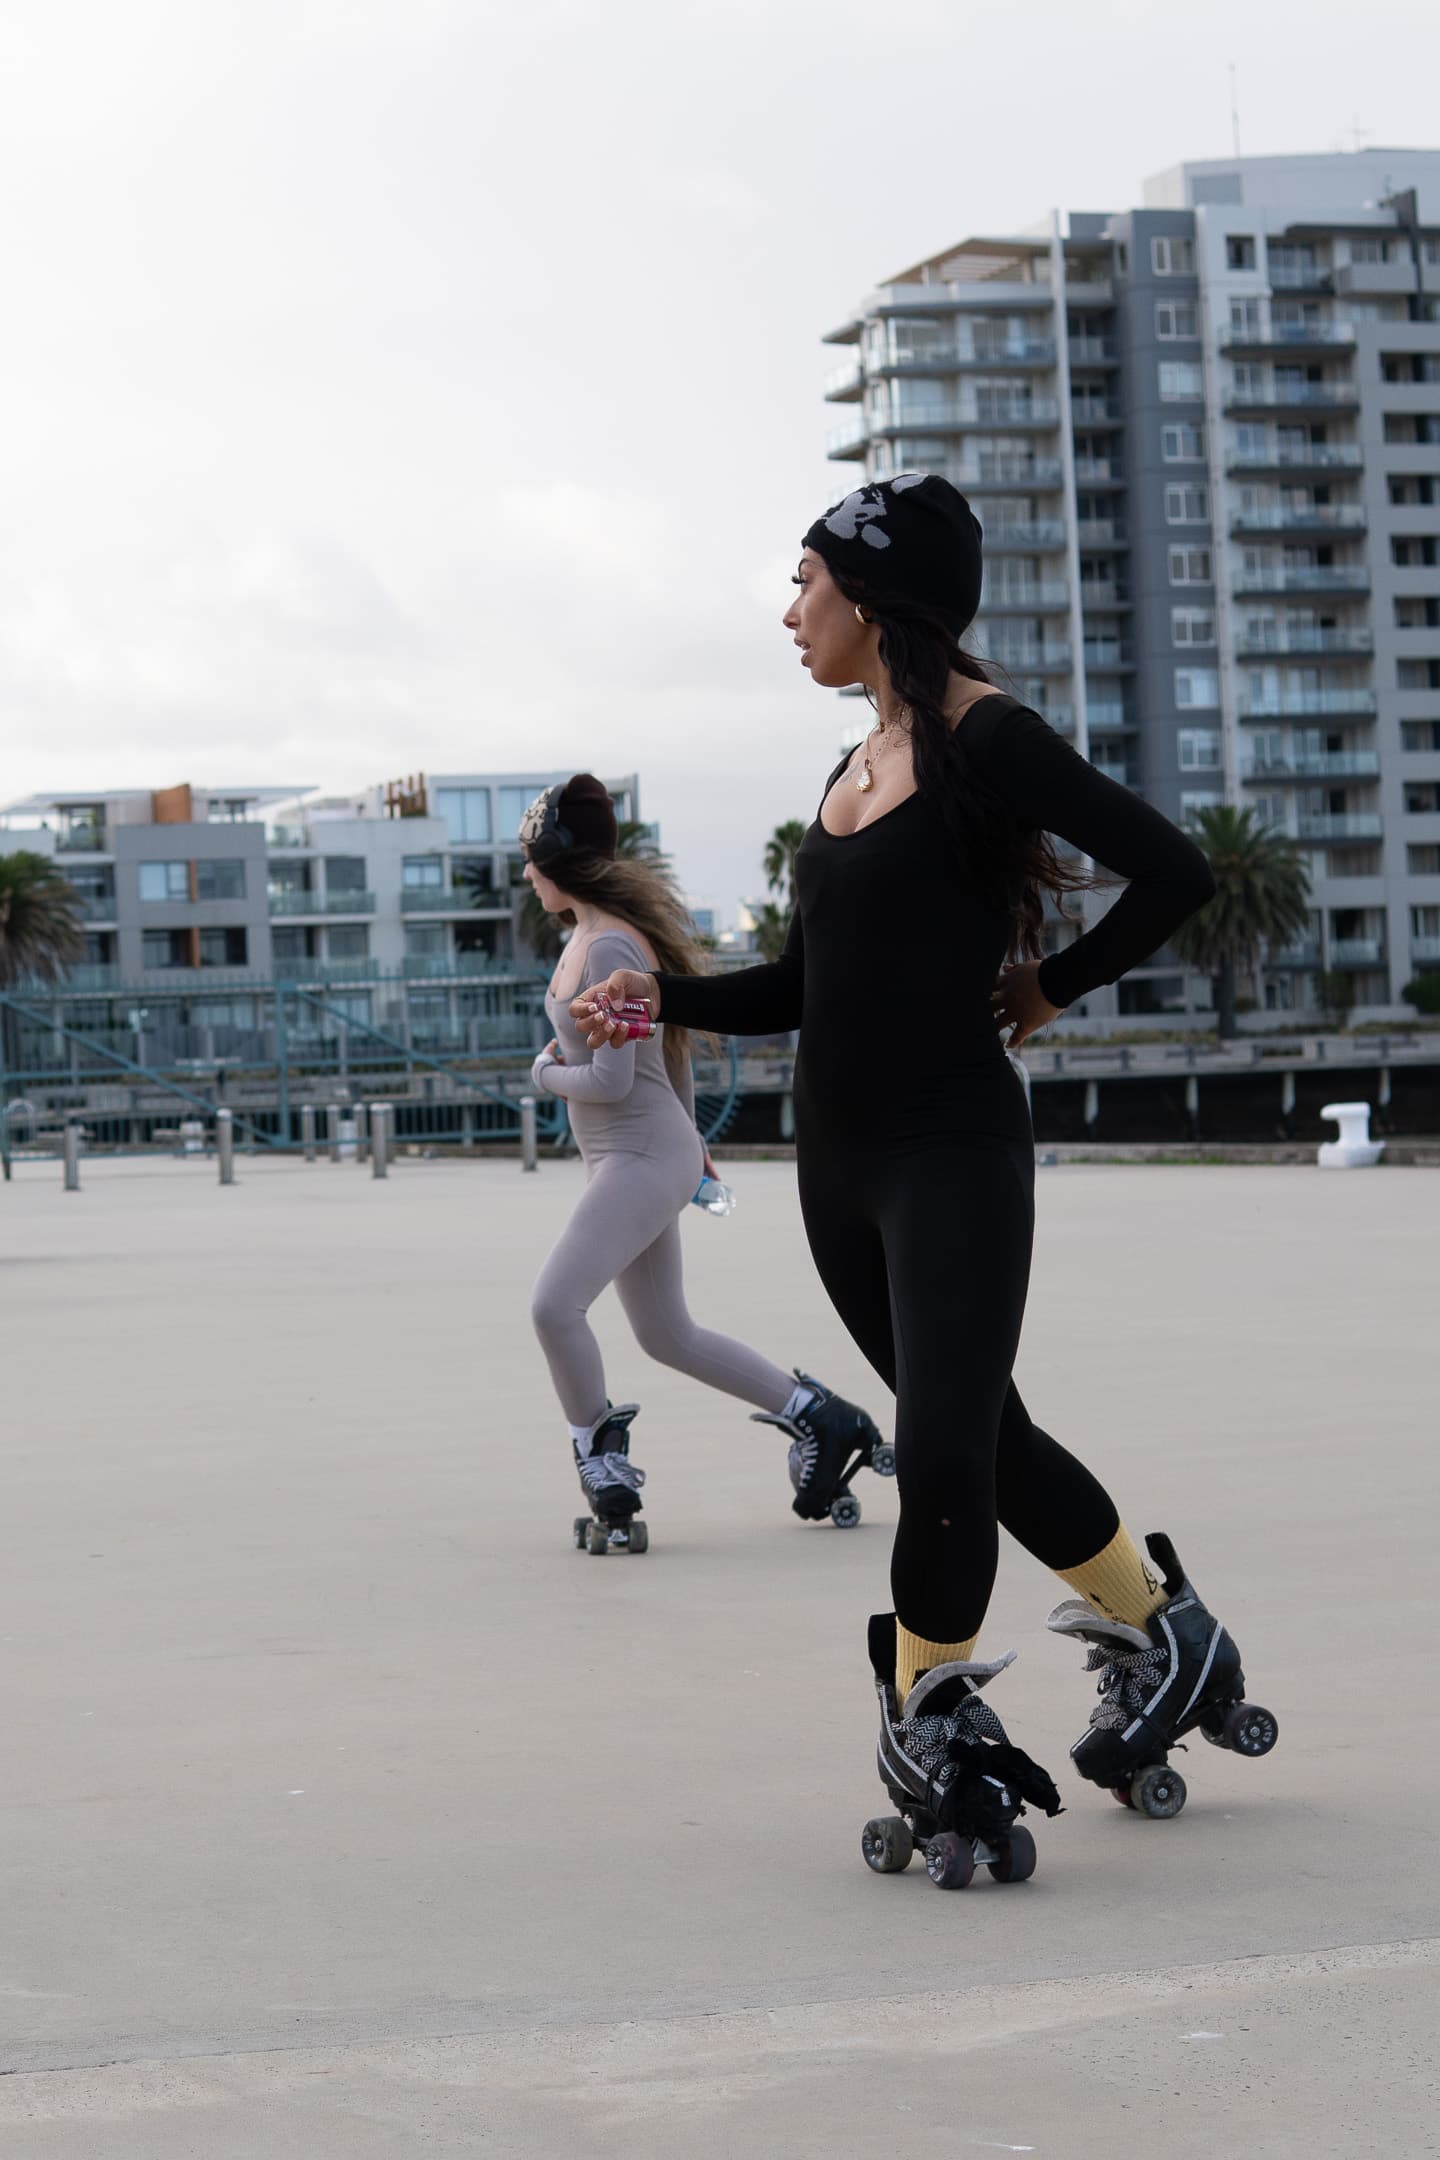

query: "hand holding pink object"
(571, 967), (661, 1046)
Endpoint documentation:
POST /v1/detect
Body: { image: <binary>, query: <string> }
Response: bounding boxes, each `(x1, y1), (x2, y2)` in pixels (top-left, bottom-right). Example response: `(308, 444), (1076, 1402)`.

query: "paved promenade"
(2, 1153), (1436, 2156)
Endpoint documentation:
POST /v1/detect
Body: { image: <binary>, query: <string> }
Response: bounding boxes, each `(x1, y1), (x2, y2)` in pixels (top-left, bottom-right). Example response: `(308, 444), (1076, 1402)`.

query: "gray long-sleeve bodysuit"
(527, 929), (794, 1428)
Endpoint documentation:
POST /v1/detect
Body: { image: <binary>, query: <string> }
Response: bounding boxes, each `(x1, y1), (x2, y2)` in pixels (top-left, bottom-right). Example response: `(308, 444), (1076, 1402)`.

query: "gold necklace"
(855, 708), (906, 793)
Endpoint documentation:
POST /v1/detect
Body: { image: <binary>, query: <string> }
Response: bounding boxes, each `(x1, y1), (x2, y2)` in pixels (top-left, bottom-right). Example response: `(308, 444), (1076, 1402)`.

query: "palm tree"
(1, 852), (86, 1110)
(762, 820), (807, 911)
(1169, 806), (1311, 1039)
(750, 900), (790, 964)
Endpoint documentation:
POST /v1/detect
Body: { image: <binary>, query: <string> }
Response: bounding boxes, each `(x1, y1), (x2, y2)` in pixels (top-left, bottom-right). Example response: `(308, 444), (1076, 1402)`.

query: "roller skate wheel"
(625, 1519), (649, 1555)
(1224, 1700), (1278, 1757)
(986, 1824), (1037, 1883)
(585, 1521), (610, 1555)
(861, 1815), (914, 1874)
(1130, 1762), (1187, 1819)
(572, 1517), (591, 1550)
(870, 1443), (896, 1479)
(1110, 1783), (1136, 1808)
(923, 1832), (975, 1890)
(829, 1490), (862, 1530)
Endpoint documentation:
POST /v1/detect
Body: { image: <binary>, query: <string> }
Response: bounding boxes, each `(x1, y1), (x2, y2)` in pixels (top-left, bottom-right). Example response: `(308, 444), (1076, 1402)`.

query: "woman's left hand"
(991, 961), (1062, 1050)
(542, 1038), (563, 1063)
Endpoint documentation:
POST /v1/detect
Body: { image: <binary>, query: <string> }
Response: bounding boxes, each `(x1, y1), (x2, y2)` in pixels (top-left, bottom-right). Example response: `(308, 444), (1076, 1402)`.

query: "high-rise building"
(822, 150), (1440, 1018)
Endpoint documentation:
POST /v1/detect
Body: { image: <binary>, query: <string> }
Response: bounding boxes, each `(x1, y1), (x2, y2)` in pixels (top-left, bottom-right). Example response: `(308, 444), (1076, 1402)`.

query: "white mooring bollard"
(216, 1108), (235, 1185)
(1318, 1100), (1384, 1170)
(371, 1102), (391, 1179)
(300, 1104), (317, 1162)
(62, 1121), (82, 1193)
(519, 1095), (538, 1173)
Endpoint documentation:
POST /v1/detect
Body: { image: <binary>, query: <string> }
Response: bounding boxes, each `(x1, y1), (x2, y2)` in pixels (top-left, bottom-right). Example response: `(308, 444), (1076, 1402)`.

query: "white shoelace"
(577, 1450), (645, 1497)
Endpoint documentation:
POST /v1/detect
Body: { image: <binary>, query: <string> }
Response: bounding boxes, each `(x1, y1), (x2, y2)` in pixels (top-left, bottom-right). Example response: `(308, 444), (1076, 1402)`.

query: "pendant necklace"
(856, 707), (905, 793)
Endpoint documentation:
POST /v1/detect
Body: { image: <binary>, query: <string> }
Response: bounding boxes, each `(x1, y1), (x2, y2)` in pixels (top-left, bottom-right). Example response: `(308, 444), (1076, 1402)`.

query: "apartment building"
(822, 149), (1440, 1016)
(0, 770), (642, 1063)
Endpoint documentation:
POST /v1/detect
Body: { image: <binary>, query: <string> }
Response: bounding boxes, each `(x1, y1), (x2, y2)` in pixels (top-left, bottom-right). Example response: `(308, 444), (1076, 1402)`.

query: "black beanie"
(802, 472), (983, 631)
(556, 773), (618, 859)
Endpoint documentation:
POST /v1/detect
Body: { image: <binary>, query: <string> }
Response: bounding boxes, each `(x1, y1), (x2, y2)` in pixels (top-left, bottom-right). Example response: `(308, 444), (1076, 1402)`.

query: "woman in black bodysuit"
(575, 475), (1270, 1864)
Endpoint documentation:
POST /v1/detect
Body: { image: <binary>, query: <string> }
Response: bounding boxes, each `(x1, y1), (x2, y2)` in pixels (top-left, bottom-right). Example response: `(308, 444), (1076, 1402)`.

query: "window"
(207, 799), (253, 822)
(1162, 422), (1206, 461)
(1159, 361), (1205, 401)
(198, 928), (247, 967)
(435, 786), (493, 844)
(142, 929), (189, 968)
(1175, 669), (1220, 708)
(1169, 545), (1213, 584)
(1413, 905), (1440, 938)
(1229, 298), (1263, 338)
(326, 924), (370, 959)
(1402, 722), (1440, 752)
(1152, 236), (1195, 276)
(1172, 607), (1216, 646)
(324, 855), (368, 893)
(138, 860), (189, 903)
(1408, 845), (1440, 873)
(1226, 235), (1257, 271)
(1179, 727), (1222, 768)
(195, 858), (245, 902)
(1165, 484), (1209, 523)
(1180, 790), (1224, 820)
(497, 786), (535, 843)
(1399, 660), (1440, 691)
(452, 854), (493, 898)
(1156, 301), (1199, 339)
(405, 922), (447, 957)
(1405, 784), (1440, 813)
(402, 854), (445, 889)
(1393, 537), (1439, 568)
(1350, 238), (1389, 265)
(271, 927), (317, 962)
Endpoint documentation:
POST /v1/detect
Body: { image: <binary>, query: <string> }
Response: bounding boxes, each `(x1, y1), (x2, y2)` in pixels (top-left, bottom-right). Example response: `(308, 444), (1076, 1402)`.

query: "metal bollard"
(520, 1095), (538, 1173)
(63, 1121), (81, 1193)
(353, 1103), (369, 1164)
(216, 1108), (235, 1186)
(326, 1104), (341, 1162)
(371, 1102), (390, 1179)
(301, 1104), (317, 1162)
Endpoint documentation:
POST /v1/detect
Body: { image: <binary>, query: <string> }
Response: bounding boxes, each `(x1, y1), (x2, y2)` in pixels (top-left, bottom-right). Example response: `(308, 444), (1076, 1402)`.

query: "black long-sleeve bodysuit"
(654, 696), (1216, 1642)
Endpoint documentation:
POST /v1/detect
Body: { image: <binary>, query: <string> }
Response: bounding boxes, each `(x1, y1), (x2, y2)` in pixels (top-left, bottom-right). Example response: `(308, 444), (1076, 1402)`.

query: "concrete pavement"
(1, 1153), (1436, 2155)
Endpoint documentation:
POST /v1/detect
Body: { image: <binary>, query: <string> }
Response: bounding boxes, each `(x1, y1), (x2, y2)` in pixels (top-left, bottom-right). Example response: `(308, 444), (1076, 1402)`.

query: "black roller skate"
(750, 1369), (895, 1529)
(859, 1613), (1062, 1890)
(1047, 1531), (1278, 1819)
(570, 1405), (648, 1556)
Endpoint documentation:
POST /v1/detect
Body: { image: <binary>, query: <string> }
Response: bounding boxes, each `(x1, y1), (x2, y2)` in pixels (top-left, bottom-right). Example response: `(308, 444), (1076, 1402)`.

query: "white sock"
(569, 1420), (599, 1450)
(781, 1382), (818, 1423)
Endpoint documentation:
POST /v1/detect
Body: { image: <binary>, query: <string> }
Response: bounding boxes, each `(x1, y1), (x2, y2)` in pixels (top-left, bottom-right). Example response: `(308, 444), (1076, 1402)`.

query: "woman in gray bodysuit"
(522, 774), (887, 1553)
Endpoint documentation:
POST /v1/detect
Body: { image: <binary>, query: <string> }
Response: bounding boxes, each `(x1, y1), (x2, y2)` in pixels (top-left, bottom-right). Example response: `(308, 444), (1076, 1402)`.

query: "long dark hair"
(544, 850), (711, 1080)
(829, 565), (1092, 960)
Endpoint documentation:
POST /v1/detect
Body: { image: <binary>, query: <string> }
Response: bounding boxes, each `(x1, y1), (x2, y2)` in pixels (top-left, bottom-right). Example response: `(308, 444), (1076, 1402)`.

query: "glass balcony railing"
(1229, 505), (1366, 533)
(881, 399), (1061, 431)
(1223, 323), (1357, 349)
(1269, 941), (1322, 968)
(1238, 689), (1377, 718)
(1296, 814), (1383, 842)
(1411, 935), (1440, 962)
(824, 415), (868, 457)
(1076, 518), (1126, 546)
(956, 459), (1064, 490)
(1232, 567), (1370, 595)
(401, 886), (502, 912)
(1243, 753), (1380, 781)
(1083, 640), (1132, 667)
(823, 358), (863, 400)
(56, 827), (108, 855)
(988, 642), (1072, 673)
(981, 582), (1070, 611)
(1327, 938), (1385, 967)
(72, 894), (118, 921)
(1234, 629), (1373, 657)
(1068, 337), (1118, 365)
(1268, 266), (1334, 292)
(1086, 702), (1129, 731)
(982, 521), (1067, 548)
(1225, 446), (1364, 473)
(1072, 457), (1119, 483)
(1222, 384), (1358, 411)
(268, 889), (376, 916)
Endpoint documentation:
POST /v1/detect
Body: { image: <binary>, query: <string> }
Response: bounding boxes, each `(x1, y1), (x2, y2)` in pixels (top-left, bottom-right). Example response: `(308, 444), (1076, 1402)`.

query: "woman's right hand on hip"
(571, 969), (660, 1046)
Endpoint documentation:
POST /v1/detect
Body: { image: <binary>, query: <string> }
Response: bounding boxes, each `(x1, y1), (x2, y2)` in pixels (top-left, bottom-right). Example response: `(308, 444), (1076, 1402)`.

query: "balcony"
(982, 520), (1067, 549)
(1065, 279), (1114, 307)
(269, 888), (376, 916)
(981, 582), (1070, 613)
(1243, 753), (1381, 781)
(1232, 567), (1371, 597)
(1332, 261), (1419, 299)
(1328, 937), (1386, 967)
(1239, 689), (1377, 720)
(1229, 504), (1367, 536)
(1083, 639), (1132, 669)
(1234, 629), (1373, 658)
(1411, 936), (1440, 962)
(1075, 517), (1126, 548)
(401, 886), (499, 913)
(1222, 383), (1359, 416)
(959, 339), (1057, 368)
(824, 415), (868, 459)
(72, 894), (118, 922)
(988, 642), (1072, 674)
(1225, 445), (1364, 475)
(55, 827), (108, 855)
(1221, 322), (1357, 357)
(1297, 815), (1384, 842)
(1269, 941), (1322, 968)
(823, 357), (864, 401)
(1072, 457), (1119, 484)
(956, 459), (1064, 491)
(1268, 265), (1334, 293)
(1070, 401), (1122, 428)
(1068, 336), (1118, 367)
(1080, 582), (1128, 609)
(877, 399), (1061, 432)
(1086, 702), (1129, 732)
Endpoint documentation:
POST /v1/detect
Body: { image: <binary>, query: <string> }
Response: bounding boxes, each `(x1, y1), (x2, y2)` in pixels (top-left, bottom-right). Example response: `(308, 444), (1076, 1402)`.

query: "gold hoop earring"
(855, 605), (871, 626)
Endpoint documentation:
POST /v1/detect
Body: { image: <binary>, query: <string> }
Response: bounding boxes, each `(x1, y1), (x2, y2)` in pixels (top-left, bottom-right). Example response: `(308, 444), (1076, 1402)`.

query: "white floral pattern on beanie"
(822, 471), (927, 549)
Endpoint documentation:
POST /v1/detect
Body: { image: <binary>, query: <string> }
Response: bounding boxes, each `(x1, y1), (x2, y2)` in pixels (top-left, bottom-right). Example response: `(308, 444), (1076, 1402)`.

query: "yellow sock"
(896, 1622), (979, 1706)
(1057, 1525), (1167, 1631)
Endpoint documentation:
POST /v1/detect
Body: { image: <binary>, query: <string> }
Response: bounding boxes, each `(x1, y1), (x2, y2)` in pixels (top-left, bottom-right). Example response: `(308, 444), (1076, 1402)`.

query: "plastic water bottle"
(691, 1176), (737, 1216)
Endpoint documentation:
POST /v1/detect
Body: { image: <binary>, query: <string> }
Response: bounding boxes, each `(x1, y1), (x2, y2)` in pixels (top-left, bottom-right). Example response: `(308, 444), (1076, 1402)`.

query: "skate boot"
(570, 1405), (649, 1555)
(859, 1613), (1062, 1890)
(1047, 1531), (1278, 1819)
(750, 1370), (895, 1528)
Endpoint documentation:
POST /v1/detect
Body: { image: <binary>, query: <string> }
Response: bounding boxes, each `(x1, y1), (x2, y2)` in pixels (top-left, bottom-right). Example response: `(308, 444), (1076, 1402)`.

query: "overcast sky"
(1, 0), (1437, 917)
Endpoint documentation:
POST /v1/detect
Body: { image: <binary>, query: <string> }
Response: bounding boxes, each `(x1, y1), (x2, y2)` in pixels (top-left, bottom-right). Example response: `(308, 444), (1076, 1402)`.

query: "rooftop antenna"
(1228, 62), (1241, 158)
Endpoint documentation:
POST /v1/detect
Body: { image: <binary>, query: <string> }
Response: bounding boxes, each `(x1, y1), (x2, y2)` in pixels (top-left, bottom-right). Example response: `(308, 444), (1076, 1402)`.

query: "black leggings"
(797, 1119), (1119, 1643)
